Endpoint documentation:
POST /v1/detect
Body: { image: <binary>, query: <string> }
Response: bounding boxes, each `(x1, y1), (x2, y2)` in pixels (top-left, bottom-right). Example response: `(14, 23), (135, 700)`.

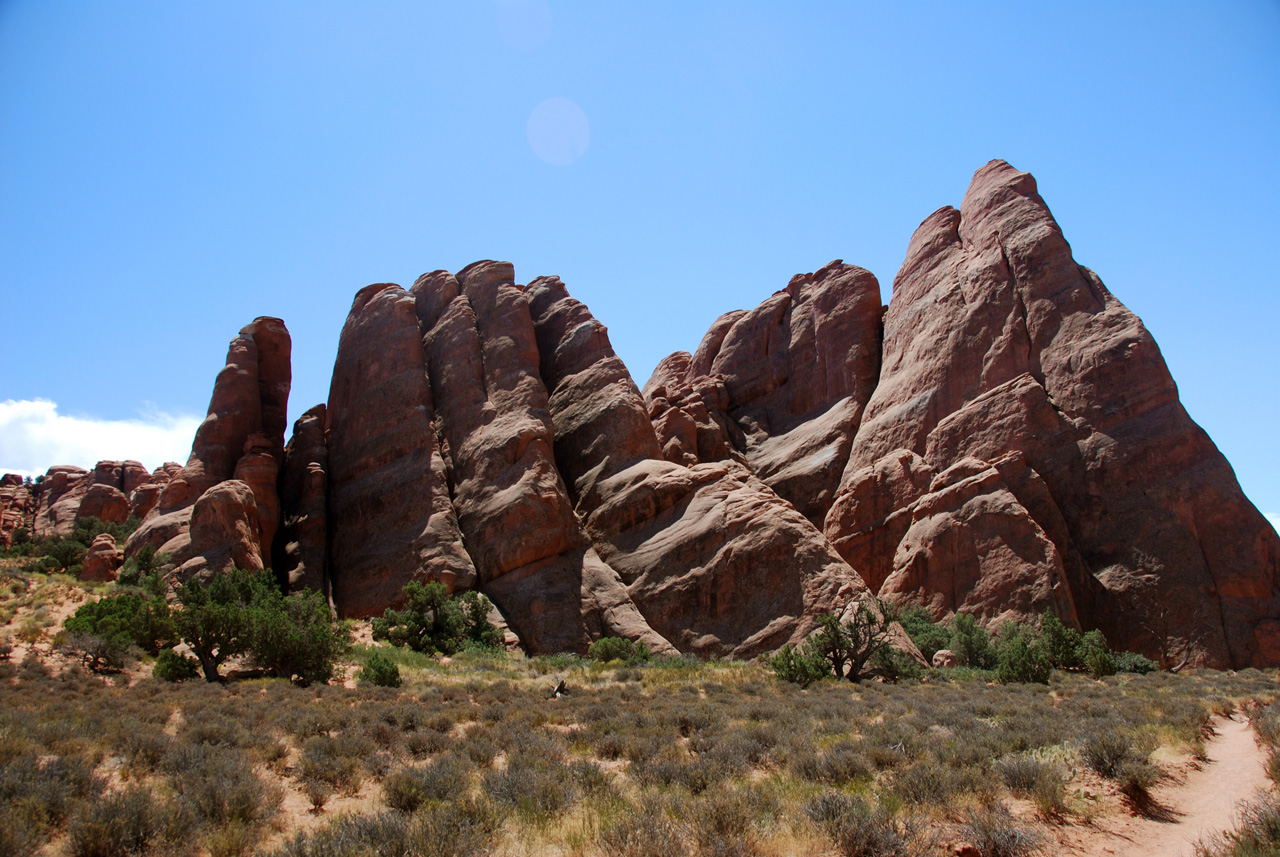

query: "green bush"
(1038, 613), (1083, 670)
(897, 605), (950, 662)
(949, 612), (997, 669)
(64, 593), (175, 655)
(995, 624), (1051, 685)
(1113, 650), (1158, 674)
(248, 586), (351, 685)
(766, 643), (828, 687)
(173, 567), (350, 683)
(359, 651), (402, 688)
(588, 636), (650, 665)
(371, 582), (501, 656)
(153, 649), (200, 682)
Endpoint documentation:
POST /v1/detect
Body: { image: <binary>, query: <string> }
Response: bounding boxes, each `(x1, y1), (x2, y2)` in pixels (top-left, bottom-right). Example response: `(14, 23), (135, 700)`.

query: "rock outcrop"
(820, 160), (1278, 667)
(81, 533), (124, 582)
(124, 317), (291, 581)
(19, 159), (1277, 668)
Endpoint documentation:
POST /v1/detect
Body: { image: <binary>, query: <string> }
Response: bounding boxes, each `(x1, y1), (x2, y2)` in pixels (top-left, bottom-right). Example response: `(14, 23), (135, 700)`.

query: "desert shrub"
(793, 740), (873, 785)
(266, 812), (411, 857)
(804, 791), (926, 857)
(298, 736), (364, 796)
(67, 786), (173, 857)
(897, 605), (951, 662)
(482, 756), (581, 818)
(1113, 650), (1157, 674)
(1081, 732), (1135, 778)
(63, 632), (134, 672)
(116, 545), (170, 589)
(588, 636), (651, 665)
(601, 802), (683, 857)
(175, 567), (348, 683)
(996, 755), (1066, 817)
(407, 796), (499, 857)
(359, 650), (402, 687)
(949, 613), (997, 669)
(1195, 790), (1280, 857)
(689, 784), (774, 856)
(0, 753), (102, 831)
(382, 755), (472, 812)
(766, 642), (828, 687)
(995, 624), (1051, 685)
(958, 805), (1043, 857)
(70, 516), (140, 547)
(247, 586), (351, 684)
(873, 645), (924, 682)
(1116, 758), (1162, 808)
(39, 537), (86, 572)
(1037, 613), (1082, 671)
(0, 805), (40, 857)
(163, 743), (278, 827)
(153, 649), (200, 682)
(65, 593), (175, 655)
(1080, 630), (1117, 677)
(372, 583), (501, 655)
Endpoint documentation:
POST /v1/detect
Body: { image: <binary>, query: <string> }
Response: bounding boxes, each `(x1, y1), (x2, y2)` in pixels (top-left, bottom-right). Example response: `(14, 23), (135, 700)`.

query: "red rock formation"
(178, 480), (264, 580)
(81, 533), (124, 582)
(32, 466), (90, 536)
(125, 318), (290, 573)
(76, 483), (131, 525)
(412, 262), (672, 655)
(645, 261), (883, 527)
(528, 274), (865, 657)
(824, 160), (1279, 667)
(276, 404), (329, 597)
(325, 284), (476, 617)
(0, 477), (32, 547)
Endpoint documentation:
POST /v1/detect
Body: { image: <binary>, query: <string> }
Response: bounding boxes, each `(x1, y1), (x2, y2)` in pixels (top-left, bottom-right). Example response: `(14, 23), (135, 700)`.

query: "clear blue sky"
(1, 1), (1277, 525)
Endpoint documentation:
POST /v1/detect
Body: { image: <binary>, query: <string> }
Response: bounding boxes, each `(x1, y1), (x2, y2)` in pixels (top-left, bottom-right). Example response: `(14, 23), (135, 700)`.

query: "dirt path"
(1060, 715), (1271, 857)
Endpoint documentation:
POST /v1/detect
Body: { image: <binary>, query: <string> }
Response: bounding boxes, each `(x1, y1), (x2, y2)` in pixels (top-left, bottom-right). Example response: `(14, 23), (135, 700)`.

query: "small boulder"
(932, 649), (958, 669)
(81, 533), (124, 582)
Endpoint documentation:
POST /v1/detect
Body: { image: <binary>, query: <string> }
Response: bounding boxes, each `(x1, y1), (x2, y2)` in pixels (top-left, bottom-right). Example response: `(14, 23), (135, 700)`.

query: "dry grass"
(0, 577), (1277, 856)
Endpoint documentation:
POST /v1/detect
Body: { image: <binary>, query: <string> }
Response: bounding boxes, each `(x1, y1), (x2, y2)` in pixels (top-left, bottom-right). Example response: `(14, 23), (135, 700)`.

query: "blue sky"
(1, 1), (1277, 527)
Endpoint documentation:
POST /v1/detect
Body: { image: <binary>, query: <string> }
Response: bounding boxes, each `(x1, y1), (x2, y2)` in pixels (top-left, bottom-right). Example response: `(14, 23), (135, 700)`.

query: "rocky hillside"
(5, 160), (1276, 667)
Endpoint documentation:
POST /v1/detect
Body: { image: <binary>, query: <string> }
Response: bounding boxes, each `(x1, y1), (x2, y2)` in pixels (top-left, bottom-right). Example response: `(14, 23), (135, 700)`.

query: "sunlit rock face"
(31, 160), (1278, 667)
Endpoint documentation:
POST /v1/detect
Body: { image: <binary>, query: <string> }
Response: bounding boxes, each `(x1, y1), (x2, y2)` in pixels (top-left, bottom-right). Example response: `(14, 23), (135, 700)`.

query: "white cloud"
(1267, 513), (1280, 536)
(0, 399), (201, 477)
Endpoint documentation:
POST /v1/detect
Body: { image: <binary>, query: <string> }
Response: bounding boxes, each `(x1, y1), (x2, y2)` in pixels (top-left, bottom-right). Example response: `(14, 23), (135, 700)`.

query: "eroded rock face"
(125, 318), (291, 573)
(277, 404), (329, 597)
(0, 477), (32, 547)
(644, 261), (883, 527)
(81, 533), (124, 582)
(177, 480), (263, 580)
(32, 466), (91, 537)
(411, 264), (672, 655)
(824, 160), (1279, 667)
(528, 275), (865, 658)
(325, 284), (476, 618)
(77, 484), (131, 526)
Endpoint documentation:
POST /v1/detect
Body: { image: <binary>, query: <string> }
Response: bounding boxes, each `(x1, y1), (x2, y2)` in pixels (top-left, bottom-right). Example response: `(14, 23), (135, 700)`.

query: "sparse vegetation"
(0, 571), (1277, 857)
(371, 581), (502, 655)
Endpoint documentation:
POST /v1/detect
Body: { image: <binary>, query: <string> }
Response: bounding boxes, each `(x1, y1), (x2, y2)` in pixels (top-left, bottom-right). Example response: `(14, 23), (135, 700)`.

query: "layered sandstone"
(124, 318), (291, 580)
(20, 159), (1277, 668)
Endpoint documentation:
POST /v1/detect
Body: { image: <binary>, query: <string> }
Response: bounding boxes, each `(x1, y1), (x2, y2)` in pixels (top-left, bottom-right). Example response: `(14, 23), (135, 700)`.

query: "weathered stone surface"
(92, 461), (123, 489)
(127, 319), (291, 569)
(825, 159), (1279, 667)
(326, 283), (476, 618)
(81, 533), (124, 582)
(176, 480), (263, 580)
(528, 275), (866, 658)
(0, 479), (32, 547)
(232, 434), (280, 564)
(415, 263), (582, 582)
(129, 484), (162, 521)
(76, 483), (131, 525)
(412, 263), (672, 654)
(122, 461), (153, 495)
(276, 404), (329, 597)
(881, 456), (1078, 627)
(932, 649), (957, 668)
(32, 466), (90, 537)
(646, 261), (883, 527)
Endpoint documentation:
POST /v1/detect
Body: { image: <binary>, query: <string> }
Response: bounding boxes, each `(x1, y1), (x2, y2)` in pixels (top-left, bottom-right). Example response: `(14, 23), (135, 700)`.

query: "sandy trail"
(1062, 715), (1271, 857)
